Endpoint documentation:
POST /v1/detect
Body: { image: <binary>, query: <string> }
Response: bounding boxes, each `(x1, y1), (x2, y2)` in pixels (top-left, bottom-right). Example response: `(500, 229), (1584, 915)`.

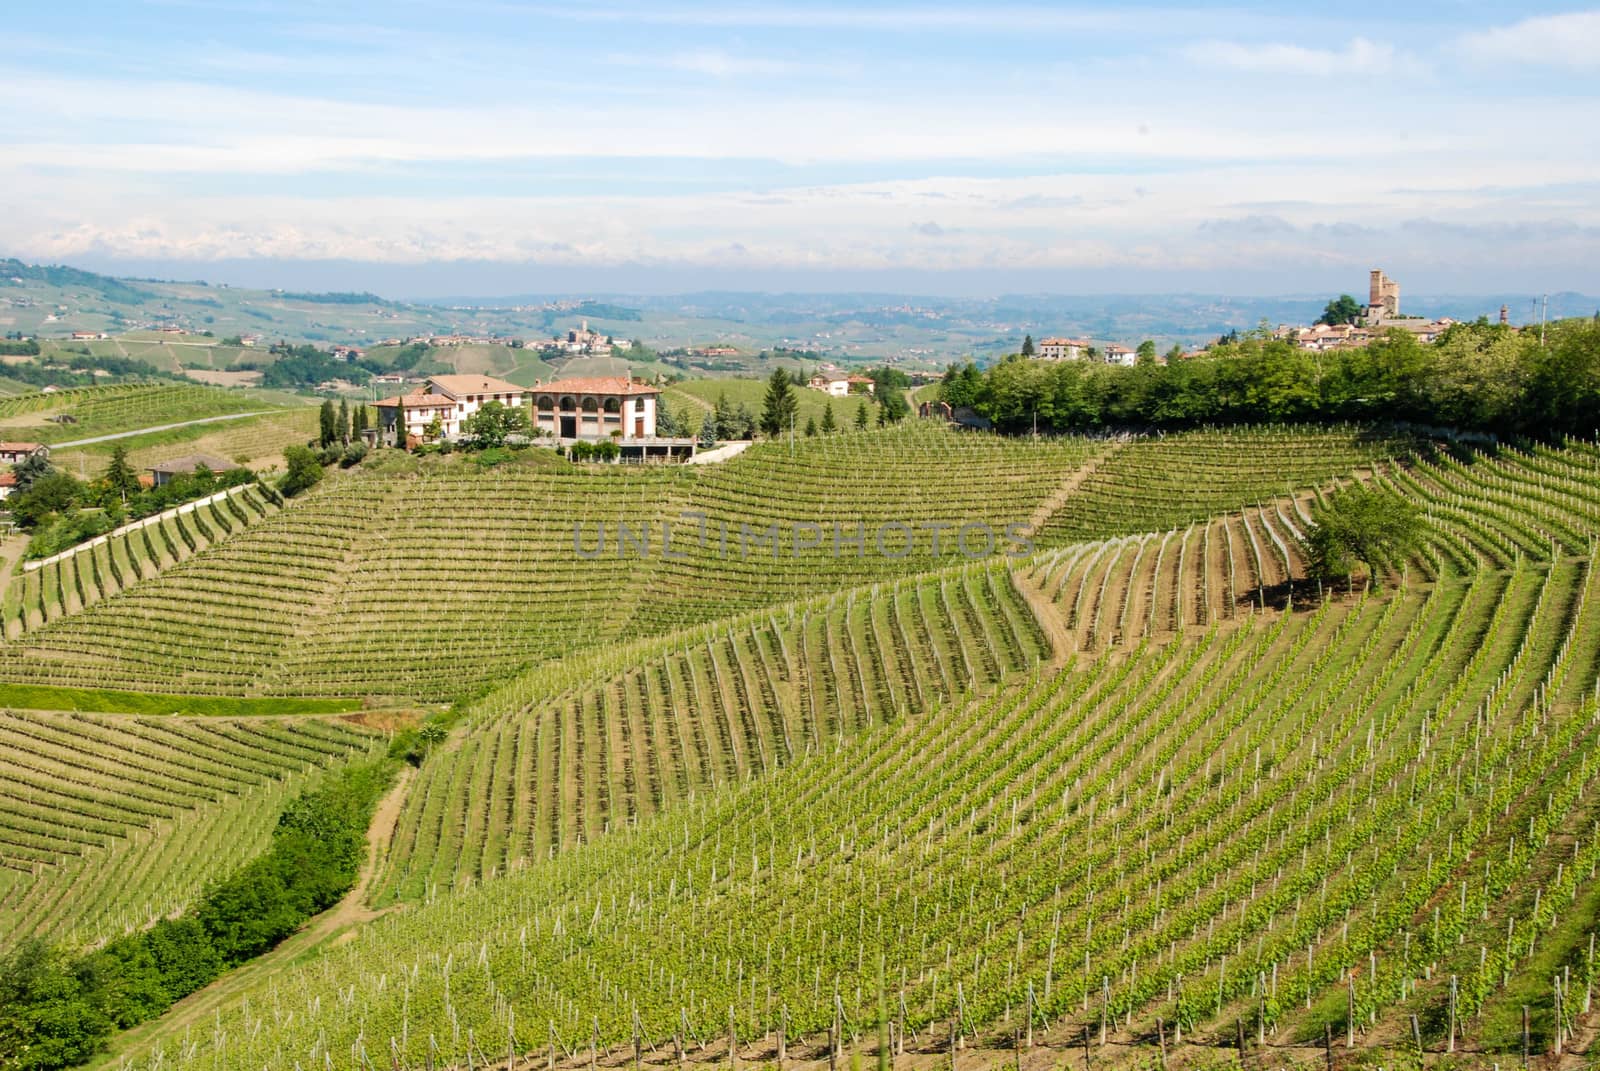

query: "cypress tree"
(821, 402), (837, 433)
(318, 400), (337, 447)
(337, 399), (350, 444)
(854, 399), (870, 430)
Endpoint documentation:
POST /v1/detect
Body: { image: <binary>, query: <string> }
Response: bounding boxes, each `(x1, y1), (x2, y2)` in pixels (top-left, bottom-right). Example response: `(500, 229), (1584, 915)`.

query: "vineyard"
(102, 544), (1600, 1070)
(46, 406), (321, 474)
(0, 424), (1103, 700)
(0, 482), (284, 639)
(0, 382), (277, 443)
(0, 710), (384, 951)
(8, 421), (1600, 1070)
(373, 561), (1046, 904)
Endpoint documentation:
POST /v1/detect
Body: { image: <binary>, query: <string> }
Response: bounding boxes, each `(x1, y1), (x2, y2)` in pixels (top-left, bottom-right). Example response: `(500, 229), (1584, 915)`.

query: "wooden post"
(1099, 976), (1108, 1047)
(727, 1006), (739, 1071)
(1323, 1023), (1333, 1071)
(673, 1033), (684, 1071)
(1447, 975), (1458, 1053)
(589, 1019), (599, 1071)
(1155, 1018), (1167, 1071)
(1522, 1005), (1530, 1070)
(831, 1014), (841, 1071)
(777, 1006), (787, 1067)
(1237, 1019), (1246, 1061)
(1082, 1026), (1091, 1071)
(1409, 1014), (1422, 1055)
(1025, 982), (1035, 1050)
(549, 1022), (558, 1071)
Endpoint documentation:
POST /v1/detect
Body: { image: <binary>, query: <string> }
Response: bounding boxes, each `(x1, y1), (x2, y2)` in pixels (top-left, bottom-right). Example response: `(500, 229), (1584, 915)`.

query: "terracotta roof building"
(374, 374), (526, 445)
(148, 452), (240, 486)
(0, 442), (48, 465)
(530, 377), (662, 442)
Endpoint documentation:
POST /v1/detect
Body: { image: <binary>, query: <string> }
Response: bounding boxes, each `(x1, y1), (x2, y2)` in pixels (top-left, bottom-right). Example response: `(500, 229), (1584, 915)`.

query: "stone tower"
(1368, 269), (1400, 319)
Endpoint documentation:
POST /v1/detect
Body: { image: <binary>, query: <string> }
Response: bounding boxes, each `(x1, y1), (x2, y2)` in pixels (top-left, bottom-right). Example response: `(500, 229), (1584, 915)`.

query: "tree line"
(941, 318), (1600, 439)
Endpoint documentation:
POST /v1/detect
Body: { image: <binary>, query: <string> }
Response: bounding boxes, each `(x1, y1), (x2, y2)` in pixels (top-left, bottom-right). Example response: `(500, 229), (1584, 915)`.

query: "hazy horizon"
(7, 2), (1598, 296)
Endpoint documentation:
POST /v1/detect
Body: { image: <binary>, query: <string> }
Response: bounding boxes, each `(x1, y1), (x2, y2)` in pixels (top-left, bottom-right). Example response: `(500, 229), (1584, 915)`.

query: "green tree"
(759, 366), (800, 437)
(698, 411), (717, 448)
(462, 401), (529, 448)
(1317, 294), (1363, 326)
(279, 445), (324, 498)
(1020, 334), (1035, 357)
(12, 453), (52, 494)
(6, 471), (84, 529)
(1299, 484), (1422, 584)
(353, 404), (369, 438)
(820, 401), (837, 433)
(1136, 340), (1158, 363)
(0, 939), (113, 1071)
(318, 400), (337, 448)
(103, 444), (140, 505)
(336, 399), (350, 445)
(424, 414), (444, 442)
(804, 415), (818, 437)
(854, 399), (870, 430)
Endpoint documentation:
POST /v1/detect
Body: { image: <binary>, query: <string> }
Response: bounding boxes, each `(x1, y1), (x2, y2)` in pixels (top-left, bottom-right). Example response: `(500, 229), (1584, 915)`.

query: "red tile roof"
(375, 394), (455, 408)
(0, 441), (44, 453)
(533, 377), (661, 397)
(426, 374), (525, 398)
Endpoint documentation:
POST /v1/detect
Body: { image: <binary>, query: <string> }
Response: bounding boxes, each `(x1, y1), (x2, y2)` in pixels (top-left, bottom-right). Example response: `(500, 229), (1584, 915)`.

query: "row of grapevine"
(111, 543), (1600, 1068)
(0, 483), (283, 639)
(372, 559), (1047, 904)
(0, 710), (385, 950)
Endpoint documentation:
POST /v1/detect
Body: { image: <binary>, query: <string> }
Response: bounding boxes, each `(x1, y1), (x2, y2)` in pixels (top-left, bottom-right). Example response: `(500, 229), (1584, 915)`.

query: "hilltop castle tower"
(1368, 269), (1400, 321)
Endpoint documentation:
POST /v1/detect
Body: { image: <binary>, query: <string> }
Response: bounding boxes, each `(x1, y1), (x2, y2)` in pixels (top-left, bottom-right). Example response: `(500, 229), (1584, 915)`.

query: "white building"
(530, 376), (661, 441)
(808, 371), (875, 397)
(1104, 345), (1138, 367)
(376, 373), (525, 444)
(1037, 337), (1091, 361)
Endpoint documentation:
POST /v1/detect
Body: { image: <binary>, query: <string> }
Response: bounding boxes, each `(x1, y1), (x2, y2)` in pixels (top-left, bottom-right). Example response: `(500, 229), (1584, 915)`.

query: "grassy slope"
(663, 376), (853, 427)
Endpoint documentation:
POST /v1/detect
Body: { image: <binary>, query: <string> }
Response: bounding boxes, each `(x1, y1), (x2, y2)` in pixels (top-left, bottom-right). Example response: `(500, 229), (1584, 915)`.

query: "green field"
(6, 424), (1600, 1071)
(0, 382), (296, 445)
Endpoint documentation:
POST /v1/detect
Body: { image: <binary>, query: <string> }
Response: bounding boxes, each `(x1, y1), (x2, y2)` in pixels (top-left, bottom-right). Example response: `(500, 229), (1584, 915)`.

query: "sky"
(3, 1), (1599, 298)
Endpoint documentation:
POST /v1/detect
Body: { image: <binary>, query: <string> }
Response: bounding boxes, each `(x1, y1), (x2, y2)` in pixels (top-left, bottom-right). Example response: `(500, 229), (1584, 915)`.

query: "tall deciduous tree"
(1318, 294), (1363, 326)
(1300, 485), (1422, 583)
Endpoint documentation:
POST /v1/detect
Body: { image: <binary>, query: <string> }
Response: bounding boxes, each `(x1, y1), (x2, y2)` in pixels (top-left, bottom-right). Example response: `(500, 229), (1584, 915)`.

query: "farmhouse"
(0, 442), (47, 466)
(376, 373), (525, 443)
(1104, 344), (1138, 367)
(1037, 337), (1091, 361)
(530, 376), (660, 441)
(148, 453), (239, 487)
(0, 471), (14, 500)
(808, 371), (875, 397)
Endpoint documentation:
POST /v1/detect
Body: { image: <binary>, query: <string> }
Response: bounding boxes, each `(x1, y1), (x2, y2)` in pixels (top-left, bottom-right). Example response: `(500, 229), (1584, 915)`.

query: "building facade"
(530, 376), (661, 441)
(376, 374), (526, 443)
(1037, 337), (1091, 361)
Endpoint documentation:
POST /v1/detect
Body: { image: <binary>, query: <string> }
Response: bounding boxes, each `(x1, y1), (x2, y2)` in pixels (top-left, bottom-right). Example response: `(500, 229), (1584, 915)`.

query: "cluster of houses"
(807, 367), (876, 397)
(1270, 272), (1469, 353)
(374, 372), (694, 460)
(1035, 338), (1143, 366)
(530, 321), (630, 357)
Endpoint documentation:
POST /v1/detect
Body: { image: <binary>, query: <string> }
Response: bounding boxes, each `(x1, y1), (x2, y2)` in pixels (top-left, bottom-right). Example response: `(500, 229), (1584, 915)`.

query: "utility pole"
(1541, 293), (1549, 347)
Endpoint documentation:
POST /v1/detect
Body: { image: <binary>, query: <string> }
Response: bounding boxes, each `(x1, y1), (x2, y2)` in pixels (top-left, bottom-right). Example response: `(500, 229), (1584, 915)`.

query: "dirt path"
(1020, 440), (1124, 540)
(91, 765), (417, 1068)
(48, 410), (274, 449)
(1010, 569), (1075, 669)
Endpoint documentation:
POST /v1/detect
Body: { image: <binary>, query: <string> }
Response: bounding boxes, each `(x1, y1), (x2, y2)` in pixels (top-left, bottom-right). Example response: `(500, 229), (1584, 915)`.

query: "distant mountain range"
(3, 257), (1593, 362)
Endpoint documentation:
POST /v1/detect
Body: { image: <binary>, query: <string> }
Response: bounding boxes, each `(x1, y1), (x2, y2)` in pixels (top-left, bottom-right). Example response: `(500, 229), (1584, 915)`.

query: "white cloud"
(1456, 10), (1600, 70)
(1196, 36), (1401, 76)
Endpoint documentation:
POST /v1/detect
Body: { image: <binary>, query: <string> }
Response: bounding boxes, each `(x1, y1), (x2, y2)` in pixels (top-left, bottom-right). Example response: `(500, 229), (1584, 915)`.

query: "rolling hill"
(5, 420), (1600, 1071)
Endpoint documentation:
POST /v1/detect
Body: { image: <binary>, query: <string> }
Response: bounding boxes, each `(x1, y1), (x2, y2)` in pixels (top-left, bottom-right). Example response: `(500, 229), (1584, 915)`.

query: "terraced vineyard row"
(48, 405), (320, 474)
(120, 540), (1600, 1069)
(1, 483), (283, 639)
(0, 425), (1100, 700)
(0, 711), (384, 950)
(374, 561), (1047, 904)
(1021, 501), (1313, 651)
(1035, 425), (1409, 544)
(0, 382), (270, 442)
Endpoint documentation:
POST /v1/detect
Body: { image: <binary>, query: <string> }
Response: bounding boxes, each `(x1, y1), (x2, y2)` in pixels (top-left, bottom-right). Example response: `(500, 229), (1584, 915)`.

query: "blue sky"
(4, 1), (1599, 296)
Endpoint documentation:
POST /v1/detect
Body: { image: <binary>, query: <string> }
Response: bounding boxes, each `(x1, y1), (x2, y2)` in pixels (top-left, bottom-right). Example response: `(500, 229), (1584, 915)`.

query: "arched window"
(559, 396), (577, 412)
(536, 395), (555, 411)
(603, 397), (621, 413)
(581, 396), (599, 413)
(635, 398), (648, 413)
